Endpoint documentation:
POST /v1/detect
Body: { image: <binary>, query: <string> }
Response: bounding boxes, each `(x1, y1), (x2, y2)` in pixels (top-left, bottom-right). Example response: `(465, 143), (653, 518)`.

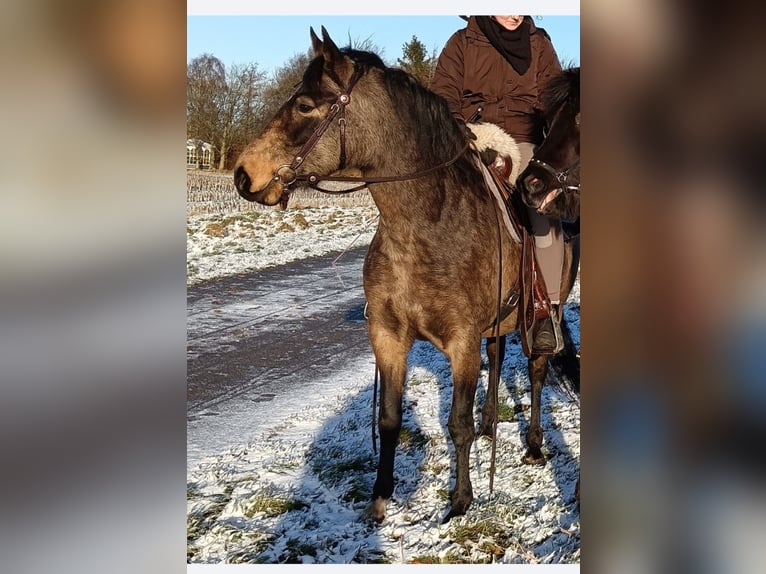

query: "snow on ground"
(187, 205), (380, 285)
(187, 203), (580, 565)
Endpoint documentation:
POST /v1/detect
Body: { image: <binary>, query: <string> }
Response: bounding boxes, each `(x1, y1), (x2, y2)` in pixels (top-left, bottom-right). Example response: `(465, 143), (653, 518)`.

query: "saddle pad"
(475, 156), (522, 245)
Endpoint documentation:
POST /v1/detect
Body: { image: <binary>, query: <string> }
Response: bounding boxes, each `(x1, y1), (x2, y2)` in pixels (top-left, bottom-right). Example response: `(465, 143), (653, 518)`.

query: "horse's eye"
(296, 102), (315, 114)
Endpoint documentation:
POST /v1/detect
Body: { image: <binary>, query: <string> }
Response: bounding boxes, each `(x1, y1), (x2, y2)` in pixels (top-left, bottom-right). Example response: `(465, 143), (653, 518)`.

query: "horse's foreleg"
(366, 328), (410, 524)
(444, 340), (482, 521)
(523, 354), (548, 465)
(478, 335), (506, 437)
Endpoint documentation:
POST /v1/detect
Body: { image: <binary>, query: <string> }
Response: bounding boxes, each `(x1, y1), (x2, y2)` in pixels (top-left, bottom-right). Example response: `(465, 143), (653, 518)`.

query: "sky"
(187, 15), (580, 77)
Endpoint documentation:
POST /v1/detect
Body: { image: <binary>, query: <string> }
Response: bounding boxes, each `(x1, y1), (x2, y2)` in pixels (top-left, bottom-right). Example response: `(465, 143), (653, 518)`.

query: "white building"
(186, 139), (215, 170)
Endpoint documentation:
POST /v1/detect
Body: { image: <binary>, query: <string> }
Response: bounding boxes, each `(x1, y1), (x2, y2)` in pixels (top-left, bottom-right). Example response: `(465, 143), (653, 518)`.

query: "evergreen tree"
(397, 35), (439, 87)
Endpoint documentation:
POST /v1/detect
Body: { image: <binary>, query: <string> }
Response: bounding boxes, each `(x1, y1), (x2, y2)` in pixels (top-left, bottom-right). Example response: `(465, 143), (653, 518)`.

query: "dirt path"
(187, 246), (372, 466)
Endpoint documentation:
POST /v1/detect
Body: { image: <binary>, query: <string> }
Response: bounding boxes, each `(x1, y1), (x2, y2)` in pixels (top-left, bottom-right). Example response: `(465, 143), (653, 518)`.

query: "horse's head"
(517, 67), (580, 221)
(233, 27), (387, 206)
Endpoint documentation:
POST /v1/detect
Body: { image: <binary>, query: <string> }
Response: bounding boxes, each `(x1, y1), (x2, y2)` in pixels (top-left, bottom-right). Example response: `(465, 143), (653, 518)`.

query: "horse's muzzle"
(234, 165), (254, 199)
(522, 174), (546, 196)
(519, 173), (549, 210)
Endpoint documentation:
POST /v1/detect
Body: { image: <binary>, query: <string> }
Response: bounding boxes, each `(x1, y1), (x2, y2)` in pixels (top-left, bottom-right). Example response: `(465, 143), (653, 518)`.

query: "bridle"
(526, 109), (580, 212)
(270, 66), (364, 197)
(270, 64), (470, 206)
(527, 156), (580, 196)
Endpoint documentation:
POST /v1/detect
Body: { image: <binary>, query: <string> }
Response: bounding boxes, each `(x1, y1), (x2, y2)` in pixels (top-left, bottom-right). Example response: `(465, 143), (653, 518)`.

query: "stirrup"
(531, 306), (564, 355)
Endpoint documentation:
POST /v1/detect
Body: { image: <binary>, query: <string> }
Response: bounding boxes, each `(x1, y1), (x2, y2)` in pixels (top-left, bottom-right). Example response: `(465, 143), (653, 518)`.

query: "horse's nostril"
(234, 166), (251, 194)
(524, 175), (543, 194)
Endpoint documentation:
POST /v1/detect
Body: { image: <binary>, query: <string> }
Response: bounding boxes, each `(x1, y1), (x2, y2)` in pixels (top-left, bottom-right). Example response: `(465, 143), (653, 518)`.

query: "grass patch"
(342, 476), (370, 504)
(202, 214), (262, 238)
(419, 460), (449, 475)
(311, 453), (374, 485)
(242, 495), (307, 518)
(291, 213), (310, 229)
(452, 519), (509, 546)
(410, 555), (441, 564)
(450, 519), (512, 562)
(187, 492), (231, 541)
(407, 375), (430, 388)
(410, 548), (501, 564)
(497, 402), (516, 422)
(451, 520), (505, 545)
(398, 426), (429, 450)
(204, 222), (227, 237)
(227, 543), (272, 564)
(281, 538), (319, 563)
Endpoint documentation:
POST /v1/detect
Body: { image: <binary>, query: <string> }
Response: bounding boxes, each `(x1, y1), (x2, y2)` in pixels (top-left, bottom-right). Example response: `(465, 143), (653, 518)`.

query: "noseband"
(528, 156), (580, 196)
(270, 64), (470, 204)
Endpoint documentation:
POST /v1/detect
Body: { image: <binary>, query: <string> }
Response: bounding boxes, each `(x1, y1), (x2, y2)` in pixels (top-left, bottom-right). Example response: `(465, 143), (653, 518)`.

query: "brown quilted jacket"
(431, 16), (562, 144)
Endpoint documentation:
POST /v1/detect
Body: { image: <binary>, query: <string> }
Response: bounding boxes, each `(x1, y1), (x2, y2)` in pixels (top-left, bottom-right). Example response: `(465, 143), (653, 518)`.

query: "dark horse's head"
(517, 67), (580, 221)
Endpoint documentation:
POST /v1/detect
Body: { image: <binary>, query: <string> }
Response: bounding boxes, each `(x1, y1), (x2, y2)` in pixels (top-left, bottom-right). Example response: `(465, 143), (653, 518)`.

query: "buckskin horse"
(233, 27), (580, 523)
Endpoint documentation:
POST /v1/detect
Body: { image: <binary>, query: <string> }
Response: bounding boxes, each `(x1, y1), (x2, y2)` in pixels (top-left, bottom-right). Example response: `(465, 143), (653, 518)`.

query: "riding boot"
(532, 304), (563, 354)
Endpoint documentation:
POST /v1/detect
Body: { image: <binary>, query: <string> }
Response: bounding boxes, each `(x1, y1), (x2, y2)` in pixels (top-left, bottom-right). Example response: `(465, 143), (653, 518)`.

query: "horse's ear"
(320, 26), (341, 65)
(310, 27), (323, 57)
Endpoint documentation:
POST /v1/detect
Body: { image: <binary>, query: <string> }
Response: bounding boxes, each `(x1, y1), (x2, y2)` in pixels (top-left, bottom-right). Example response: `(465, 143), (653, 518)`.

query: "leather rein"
(270, 65), (470, 206)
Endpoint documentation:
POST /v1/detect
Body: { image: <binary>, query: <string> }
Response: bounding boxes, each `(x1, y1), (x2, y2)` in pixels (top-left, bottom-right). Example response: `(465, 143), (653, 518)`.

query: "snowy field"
(187, 205), (380, 285)
(187, 202), (581, 565)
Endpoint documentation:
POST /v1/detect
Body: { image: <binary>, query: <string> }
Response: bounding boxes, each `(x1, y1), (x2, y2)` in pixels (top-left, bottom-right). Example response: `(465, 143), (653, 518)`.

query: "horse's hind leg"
(444, 338), (482, 521)
(523, 354), (548, 465)
(366, 327), (411, 524)
(478, 335), (506, 438)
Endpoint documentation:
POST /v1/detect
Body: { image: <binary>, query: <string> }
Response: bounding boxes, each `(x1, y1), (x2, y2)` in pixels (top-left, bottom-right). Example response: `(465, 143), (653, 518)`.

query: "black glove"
(479, 147), (498, 166)
(459, 121), (477, 142)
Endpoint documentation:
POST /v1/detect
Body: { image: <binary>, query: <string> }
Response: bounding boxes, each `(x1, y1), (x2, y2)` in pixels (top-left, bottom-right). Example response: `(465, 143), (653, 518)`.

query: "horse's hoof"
(442, 506), (467, 524)
(521, 449), (547, 466)
(364, 497), (388, 524)
(443, 489), (472, 523)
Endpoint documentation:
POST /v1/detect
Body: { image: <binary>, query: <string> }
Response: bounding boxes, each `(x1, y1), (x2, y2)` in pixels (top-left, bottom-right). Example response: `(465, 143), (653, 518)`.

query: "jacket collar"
(466, 15), (538, 41)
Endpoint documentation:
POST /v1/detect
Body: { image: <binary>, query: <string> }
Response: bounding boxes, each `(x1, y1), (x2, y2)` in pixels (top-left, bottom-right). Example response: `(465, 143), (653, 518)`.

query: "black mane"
(382, 64), (466, 165)
(541, 67), (580, 119)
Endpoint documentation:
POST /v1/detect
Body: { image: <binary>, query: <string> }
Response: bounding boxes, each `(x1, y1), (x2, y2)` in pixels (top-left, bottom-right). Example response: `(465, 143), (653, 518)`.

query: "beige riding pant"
(517, 142), (564, 304)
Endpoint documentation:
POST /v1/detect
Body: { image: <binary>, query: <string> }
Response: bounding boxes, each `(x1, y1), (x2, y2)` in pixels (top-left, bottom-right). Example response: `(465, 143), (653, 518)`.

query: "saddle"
(476, 152), (561, 357)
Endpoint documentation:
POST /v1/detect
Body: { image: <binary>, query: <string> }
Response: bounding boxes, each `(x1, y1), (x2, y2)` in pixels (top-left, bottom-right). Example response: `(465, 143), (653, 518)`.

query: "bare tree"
(260, 51), (313, 122)
(187, 54), (267, 170)
(187, 54), (226, 149)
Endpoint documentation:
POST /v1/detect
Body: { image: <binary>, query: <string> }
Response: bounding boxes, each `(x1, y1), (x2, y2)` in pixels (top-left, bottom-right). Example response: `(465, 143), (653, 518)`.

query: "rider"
(431, 15), (565, 353)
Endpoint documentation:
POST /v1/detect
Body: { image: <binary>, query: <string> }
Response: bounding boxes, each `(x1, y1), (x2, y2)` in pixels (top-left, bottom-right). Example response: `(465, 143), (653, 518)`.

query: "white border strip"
(188, 566), (580, 572)
(187, 2), (580, 16)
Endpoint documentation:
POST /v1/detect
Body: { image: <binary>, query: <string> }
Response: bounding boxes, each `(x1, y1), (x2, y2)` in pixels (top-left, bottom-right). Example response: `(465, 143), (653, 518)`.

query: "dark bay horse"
(233, 27), (580, 523)
(519, 67), (581, 221)
(517, 65), (581, 504)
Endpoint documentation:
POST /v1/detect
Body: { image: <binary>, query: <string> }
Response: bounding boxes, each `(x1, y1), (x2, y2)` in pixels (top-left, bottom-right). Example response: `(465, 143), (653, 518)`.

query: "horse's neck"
(367, 161), (488, 241)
